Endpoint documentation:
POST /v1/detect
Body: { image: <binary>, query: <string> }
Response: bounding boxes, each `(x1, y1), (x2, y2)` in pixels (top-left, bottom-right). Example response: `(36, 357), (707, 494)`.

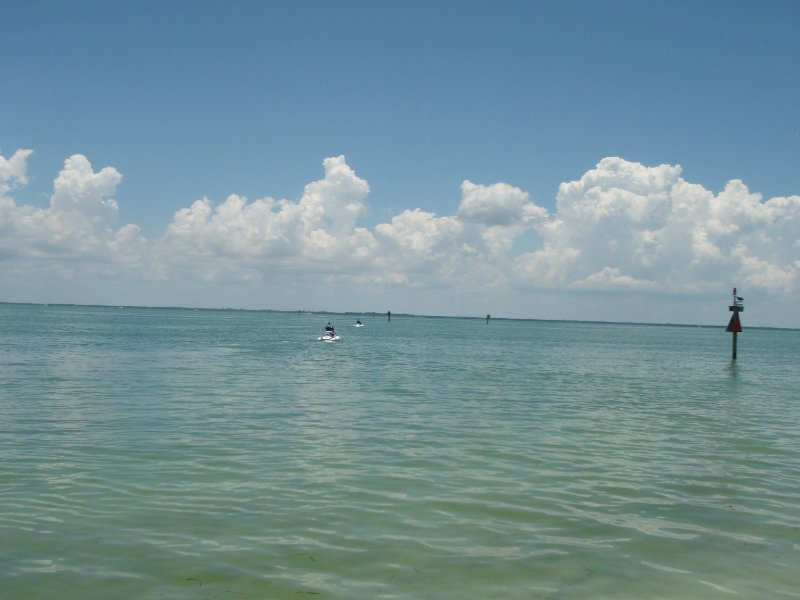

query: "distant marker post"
(726, 287), (744, 359)
(486, 313), (490, 324)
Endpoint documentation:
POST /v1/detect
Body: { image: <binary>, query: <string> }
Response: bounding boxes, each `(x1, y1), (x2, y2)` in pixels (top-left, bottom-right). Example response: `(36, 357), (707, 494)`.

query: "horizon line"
(2, 301), (796, 332)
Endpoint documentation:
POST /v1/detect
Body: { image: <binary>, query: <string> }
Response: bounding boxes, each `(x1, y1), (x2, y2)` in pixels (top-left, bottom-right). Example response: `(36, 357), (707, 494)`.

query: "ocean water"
(1, 303), (799, 599)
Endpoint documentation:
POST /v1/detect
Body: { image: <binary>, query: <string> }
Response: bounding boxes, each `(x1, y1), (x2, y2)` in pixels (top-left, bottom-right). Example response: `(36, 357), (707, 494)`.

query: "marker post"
(726, 288), (744, 359)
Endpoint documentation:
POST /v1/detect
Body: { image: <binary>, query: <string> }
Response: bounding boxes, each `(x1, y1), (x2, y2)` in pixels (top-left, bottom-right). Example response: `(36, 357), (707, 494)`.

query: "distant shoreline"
(2, 301), (797, 332)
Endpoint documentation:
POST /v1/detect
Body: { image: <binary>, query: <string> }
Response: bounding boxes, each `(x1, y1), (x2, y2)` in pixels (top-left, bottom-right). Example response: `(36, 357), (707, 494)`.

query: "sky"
(2, 0), (799, 327)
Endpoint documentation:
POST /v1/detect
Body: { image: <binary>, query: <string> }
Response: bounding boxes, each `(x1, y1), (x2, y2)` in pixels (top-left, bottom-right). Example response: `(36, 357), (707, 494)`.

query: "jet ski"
(318, 332), (340, 341)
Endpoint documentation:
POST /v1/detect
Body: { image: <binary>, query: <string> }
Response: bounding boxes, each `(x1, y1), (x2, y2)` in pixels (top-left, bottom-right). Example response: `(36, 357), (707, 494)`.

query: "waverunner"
(318, 332), (340, 342)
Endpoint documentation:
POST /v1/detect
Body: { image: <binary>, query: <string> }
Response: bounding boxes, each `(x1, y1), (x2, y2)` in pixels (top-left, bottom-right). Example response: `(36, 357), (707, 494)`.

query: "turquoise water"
(1, 304), (799, 599)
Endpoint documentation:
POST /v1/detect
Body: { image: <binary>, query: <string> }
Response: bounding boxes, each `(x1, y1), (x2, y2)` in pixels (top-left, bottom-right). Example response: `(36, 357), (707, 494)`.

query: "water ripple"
(2, 306), (799, 598)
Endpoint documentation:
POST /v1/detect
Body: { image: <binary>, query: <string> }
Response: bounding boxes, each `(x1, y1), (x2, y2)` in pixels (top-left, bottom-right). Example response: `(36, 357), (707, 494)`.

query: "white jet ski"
(318, 332), (340, 342)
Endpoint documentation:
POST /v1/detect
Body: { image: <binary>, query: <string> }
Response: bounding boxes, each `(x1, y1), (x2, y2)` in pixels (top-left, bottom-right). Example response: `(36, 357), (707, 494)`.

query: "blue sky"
(2, 1), (799, 326)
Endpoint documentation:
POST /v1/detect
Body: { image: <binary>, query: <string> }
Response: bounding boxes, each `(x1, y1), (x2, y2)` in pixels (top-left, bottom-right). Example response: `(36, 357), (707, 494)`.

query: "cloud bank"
(1, 149), (798, 323)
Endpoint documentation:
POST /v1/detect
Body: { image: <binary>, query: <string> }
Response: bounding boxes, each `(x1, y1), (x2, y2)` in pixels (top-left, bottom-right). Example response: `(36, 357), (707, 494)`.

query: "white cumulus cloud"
(513, 157), (799, 296)
(0, 148), (33, 196)
(0, 152), (144, 268)
(161, 155), (376, 282)
(458, 180), (543, 227)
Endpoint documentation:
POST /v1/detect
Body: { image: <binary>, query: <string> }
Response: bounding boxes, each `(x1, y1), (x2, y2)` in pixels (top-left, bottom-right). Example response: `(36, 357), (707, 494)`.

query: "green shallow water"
(1, 304), (799, 599)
